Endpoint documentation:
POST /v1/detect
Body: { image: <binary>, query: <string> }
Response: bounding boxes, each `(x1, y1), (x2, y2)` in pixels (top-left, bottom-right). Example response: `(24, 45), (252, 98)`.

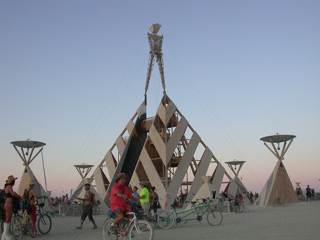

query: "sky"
(1, 1), (319, 197)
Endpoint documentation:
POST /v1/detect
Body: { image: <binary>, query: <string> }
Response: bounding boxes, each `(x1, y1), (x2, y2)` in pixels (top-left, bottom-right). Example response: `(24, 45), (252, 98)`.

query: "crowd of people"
(2, 173), (318, 238)
(0, 173), (160, 238)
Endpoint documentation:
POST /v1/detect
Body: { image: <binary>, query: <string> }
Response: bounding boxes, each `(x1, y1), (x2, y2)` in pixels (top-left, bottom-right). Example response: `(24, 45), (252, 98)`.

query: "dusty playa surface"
(15, 201), (320, 240)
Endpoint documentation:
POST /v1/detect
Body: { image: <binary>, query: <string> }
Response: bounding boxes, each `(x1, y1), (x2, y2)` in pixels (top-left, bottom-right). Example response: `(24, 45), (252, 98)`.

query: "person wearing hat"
(109, 173), (138, 233)
(2, 175), (20, 240)
(75, 184), (98, 230)
(24, 178), (48, 235)
(137, 181), (150, 221)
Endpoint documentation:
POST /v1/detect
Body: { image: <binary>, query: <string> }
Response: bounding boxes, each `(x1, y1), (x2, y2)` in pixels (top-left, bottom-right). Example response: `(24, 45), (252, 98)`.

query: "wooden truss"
(91, 93), (246, 209)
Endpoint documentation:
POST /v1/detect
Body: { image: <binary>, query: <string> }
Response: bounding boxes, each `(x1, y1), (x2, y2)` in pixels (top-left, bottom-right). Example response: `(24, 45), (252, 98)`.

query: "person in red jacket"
(109, 173), (138, 233)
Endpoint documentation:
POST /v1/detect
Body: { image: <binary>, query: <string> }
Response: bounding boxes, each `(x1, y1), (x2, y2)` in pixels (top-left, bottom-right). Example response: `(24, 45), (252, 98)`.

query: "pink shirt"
(110, 183), (133, 212)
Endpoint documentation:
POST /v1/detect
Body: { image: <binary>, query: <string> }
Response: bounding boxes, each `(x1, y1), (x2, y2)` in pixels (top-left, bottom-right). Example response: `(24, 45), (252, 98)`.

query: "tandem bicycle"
(156, 198), (223, 229)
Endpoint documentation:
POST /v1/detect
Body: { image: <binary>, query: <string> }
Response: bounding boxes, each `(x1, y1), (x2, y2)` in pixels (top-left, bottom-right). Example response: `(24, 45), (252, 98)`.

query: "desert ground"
(6, 201), (320, 240)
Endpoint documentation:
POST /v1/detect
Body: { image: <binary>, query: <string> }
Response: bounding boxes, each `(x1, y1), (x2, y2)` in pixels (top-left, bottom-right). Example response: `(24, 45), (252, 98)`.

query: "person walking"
(138, 181), (150, 221)
(2, 175), (20, 240)
(109, 173), (138, 233)
(75, 184), (97, 229)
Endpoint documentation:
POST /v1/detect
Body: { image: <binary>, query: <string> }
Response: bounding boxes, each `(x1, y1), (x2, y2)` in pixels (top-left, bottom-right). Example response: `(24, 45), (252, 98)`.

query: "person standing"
(75, 184), (97, 229)
(2, 175), (20, 240)
(150, 186), (160, 214)
(306, 185), (312, 203)
(130, 186), (139, 208)
(25, 179), (48, 235)
(138, 182), (150, 221)
(132, 186), (139, 199)
(109, 173), (138, 233)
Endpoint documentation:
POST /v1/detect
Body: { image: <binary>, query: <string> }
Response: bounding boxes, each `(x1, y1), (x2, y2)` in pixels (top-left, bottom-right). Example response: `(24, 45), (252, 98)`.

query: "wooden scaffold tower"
(92, 24), (243, 209)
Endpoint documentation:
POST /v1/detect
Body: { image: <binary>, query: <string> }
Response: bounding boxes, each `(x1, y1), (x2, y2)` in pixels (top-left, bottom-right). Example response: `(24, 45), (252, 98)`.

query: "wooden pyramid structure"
(255, 160), (298, 206)
(17, 166), (47, 197)
(255, 134), (298, 206)
(92, 93), (240, 209)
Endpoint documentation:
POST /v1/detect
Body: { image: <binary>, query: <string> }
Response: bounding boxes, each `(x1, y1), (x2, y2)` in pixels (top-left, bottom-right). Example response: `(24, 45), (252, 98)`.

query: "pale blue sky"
(1, 1), (319, 197)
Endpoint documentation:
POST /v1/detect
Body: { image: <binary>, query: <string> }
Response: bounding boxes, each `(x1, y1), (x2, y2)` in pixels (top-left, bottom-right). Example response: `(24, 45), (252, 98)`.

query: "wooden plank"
(126, 119), (135, 135)
(166, 132), (200, 208)
(185, 147), (213, 202)
(93, 167), (106, 197)
(104, 151), (116, 181)
(211, 163), (225, 192)
(165, 101), (177, 125)
(140, 148), (167, 209)
(157, 102), (166, 126)
(115, 135), (126, 157)
(148, 124), (166, 166)
(166, 116), (188, 164)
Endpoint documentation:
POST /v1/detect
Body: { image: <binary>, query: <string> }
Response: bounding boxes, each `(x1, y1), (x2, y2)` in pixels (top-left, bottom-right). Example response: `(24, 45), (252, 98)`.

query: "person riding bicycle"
(75, 184), (98, 229)
(109, 173), (138, 233)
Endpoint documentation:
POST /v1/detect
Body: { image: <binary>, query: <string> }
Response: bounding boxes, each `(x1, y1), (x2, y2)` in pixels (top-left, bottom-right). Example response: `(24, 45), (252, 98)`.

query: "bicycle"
(36, 200), (52, 234)
(103, 211), (154, 240)
(156, 198), (223, 229)
(273, 197), (285, 207)
(11, 208), (36, 240)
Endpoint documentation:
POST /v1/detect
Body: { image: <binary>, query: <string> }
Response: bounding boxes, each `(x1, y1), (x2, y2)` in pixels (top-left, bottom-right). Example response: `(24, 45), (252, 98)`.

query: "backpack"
(107, 209), (116, 218)
(21, 188), (33, 209)
(91, 192), (95, 205)
(154, 192), (159, 201)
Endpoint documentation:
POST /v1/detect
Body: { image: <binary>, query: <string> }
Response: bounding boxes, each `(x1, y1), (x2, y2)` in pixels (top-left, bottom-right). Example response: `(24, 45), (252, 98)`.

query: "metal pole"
(41, 151), (48, 192)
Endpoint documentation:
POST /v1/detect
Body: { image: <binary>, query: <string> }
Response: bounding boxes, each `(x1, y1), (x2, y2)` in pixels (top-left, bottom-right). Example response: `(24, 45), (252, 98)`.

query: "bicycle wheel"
(156, 210), (174, 229)
(151, 213), (160, 228)
(37, 214), (52, 234)
(102, 218), (118, 240)
(93, 205), (100, 215)
(128, 220), (153, 240)
(10, 215), (23, 240)
(26, 215), (36, 238)
(207, 210), (223, 226)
